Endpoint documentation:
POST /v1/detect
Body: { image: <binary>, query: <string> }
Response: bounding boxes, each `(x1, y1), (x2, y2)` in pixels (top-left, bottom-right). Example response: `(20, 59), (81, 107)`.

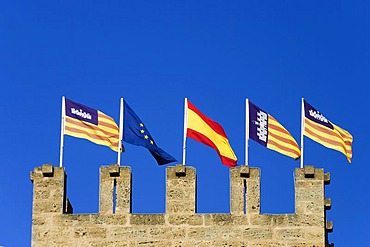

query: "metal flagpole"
(182, 98), (188, 166)
(300, 98), (305, 168)
(117, 98), (124, 165)
(245, 98), (250, 166)
(59, 96), (66, 167)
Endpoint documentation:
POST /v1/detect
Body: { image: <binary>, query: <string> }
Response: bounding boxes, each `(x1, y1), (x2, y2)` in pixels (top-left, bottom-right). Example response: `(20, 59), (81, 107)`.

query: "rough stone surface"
(31, 164), (332, 246)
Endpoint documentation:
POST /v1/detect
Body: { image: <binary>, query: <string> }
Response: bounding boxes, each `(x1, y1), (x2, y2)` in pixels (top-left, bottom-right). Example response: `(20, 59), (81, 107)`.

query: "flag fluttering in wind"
(63, 97), (120, 152)
(122, 99), (177, 165)
(302, 99), (353, 163)
(247, 100), (301, 159)
(184, 99), (237, 168)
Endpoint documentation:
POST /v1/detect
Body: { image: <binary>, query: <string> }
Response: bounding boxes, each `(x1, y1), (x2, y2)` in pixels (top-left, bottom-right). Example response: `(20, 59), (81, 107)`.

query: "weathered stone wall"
(30, 164), (332, 246)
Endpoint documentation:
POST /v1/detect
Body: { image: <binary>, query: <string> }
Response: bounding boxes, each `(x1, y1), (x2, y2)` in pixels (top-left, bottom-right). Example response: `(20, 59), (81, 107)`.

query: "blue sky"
(0, 1), (369, 246)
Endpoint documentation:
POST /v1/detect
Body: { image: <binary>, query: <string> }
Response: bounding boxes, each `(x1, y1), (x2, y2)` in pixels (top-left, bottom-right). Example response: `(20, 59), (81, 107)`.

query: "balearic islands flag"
(303, 99), (353, 163)
(248, 100), (301, 159)
(186, 100), (237, 168)
(122, 99), (177, 165)
(64, 98), (120, 151)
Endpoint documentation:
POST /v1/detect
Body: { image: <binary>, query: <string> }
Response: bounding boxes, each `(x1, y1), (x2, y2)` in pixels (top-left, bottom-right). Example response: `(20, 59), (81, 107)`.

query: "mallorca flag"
(64, 98), (120, 151)
(248, 100), (300, 159)
(186, 100), (237, 168)
(303, 99), (353, 163)
(122, 100), (177, 165)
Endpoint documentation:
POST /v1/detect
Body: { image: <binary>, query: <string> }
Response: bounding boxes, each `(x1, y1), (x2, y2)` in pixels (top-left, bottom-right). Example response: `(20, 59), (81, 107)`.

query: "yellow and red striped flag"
(248, 100), (301, 159)
(186, 100), (237, 168)
(303, 99), (353, 163)
(63, 98), (120, 152)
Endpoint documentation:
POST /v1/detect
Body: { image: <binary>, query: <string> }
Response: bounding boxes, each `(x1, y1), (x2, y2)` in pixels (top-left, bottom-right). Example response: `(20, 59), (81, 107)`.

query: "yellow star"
(140, 129), (145, 134)
(144, 135), (149, 139)
(150, 140), (154, 145)
(139, 123), (144, 127)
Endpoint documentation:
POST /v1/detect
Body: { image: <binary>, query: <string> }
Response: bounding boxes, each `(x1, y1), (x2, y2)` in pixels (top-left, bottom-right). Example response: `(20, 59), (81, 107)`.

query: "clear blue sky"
(1, 1), (369, 246)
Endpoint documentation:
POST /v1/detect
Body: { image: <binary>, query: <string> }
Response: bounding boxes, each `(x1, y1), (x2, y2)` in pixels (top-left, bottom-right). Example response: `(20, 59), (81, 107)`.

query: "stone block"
(42, 164), (54, 176)
(108, 227), (147, 238)
(250, 214), (272, 226)
(305, 201), (325, 214)
(187, 227), (219, 239)
(249, 168), (260, 179)
(304, 166), (315, 178)
(167, 214), (203, 226)
(326, 220), (333, 232)
(130, 214), (165, 225)
(108, 164), (120, 176)
(274, 228), (306, 241)
(270, 215), (286, 227)
(167, 166), (196, 180)
(219, 228), (242, 240)
(205, 214), (233, 226)
(239, 165), (250, 177)
(295, 187), (324, 201)
(174, 164), (186, 176)
(32, 216), (47, 226)
(148, 227), (186, 239)
(325, 197), (332, 209)
(241, 227), (272, 240)
(33, 189), (51, 200)
(74, 227), (107, 238)
(166, 202), (195, 214)
(282, 214), (323, 227)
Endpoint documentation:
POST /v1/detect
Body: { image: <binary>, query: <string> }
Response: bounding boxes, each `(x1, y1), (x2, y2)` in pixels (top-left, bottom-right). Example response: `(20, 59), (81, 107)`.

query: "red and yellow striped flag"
(248, 100), (301, 159)
(303, 100), (353, 163)
(186, 100), (237, 168)
(64, 98), (120, 152)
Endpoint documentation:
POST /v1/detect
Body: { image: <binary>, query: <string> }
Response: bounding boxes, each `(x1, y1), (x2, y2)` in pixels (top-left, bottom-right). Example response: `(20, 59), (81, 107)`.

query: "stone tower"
(30, 164), (332, 246)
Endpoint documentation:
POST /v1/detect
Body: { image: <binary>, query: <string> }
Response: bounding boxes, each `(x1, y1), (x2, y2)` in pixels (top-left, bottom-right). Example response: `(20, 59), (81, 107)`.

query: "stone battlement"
(30, 164), (332, 246)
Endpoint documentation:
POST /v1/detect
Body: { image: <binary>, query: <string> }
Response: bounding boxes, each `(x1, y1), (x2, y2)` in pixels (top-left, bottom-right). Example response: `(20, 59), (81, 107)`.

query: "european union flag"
(122, 100), (177, 165)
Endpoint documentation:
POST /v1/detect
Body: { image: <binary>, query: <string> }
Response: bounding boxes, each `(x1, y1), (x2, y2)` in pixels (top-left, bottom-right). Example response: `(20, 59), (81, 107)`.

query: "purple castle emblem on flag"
(65, 98), (98, 125)
(249, 101), (268, 147)
(304, 100), (333, 129)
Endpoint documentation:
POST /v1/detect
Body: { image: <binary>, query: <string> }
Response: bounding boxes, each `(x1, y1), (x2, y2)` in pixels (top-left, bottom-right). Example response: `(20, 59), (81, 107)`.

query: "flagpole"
(117, 98), (124, 165)
(245, 98), (250, 166)
(182, 98), (188, 166)
(59, 96), (66, 167)
(300, 98), (305, 168)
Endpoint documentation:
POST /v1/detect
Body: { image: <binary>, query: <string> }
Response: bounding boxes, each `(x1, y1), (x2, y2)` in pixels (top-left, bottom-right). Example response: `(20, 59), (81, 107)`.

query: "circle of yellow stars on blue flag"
(139, 123), (155, 145)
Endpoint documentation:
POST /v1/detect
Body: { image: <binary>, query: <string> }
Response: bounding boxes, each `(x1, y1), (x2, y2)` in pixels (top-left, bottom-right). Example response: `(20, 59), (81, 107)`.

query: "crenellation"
(166, 165), (196, 214)
(31, 164), (332, 246)
(99, 165), (132, 215)
(30, 166), (66, 215)
(230, 165), (261, 215)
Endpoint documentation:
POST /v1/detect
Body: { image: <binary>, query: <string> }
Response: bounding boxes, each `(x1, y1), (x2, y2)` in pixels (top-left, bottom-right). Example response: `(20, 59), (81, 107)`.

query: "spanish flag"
(303, 99), (353, 163)
(248, 100), (301, 159)
(186, 99), (237, 168)
(63, 98), (120, 152)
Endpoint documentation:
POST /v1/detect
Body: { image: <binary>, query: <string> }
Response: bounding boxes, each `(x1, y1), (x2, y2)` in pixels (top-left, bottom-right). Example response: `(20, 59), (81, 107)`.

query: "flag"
(248, 100), (301, 159)
(303, 99), (353, 163)
(64, 98), (120, 151)
(186, 100), (237, 168)
(122, 100), (177, 165)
